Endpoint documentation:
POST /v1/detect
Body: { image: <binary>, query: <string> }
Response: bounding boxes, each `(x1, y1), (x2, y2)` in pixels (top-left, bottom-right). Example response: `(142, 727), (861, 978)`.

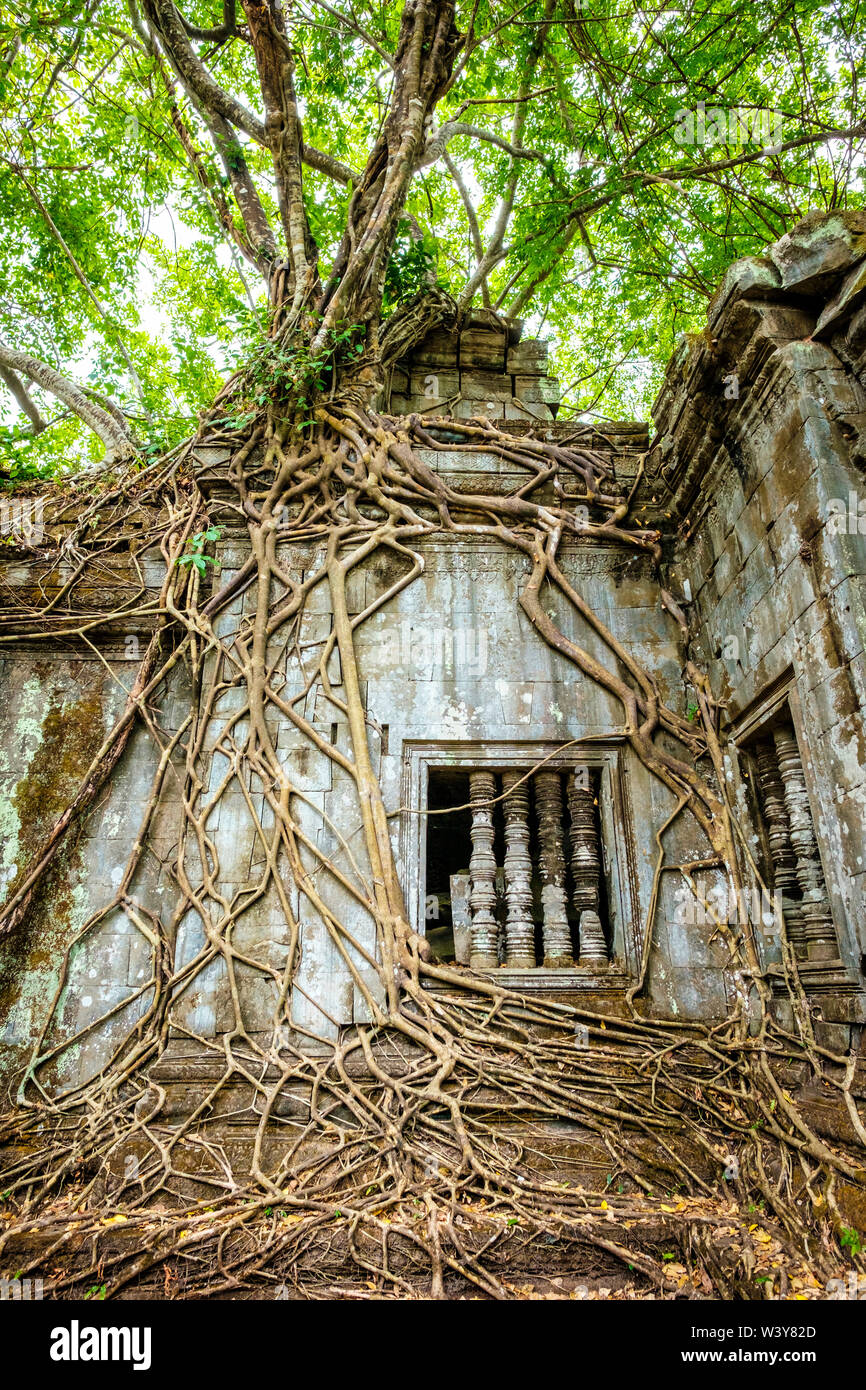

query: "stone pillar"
(773, 727), (838, 963)
(754, 739), (806, 956)
(468, 771), (499, 970)
(501, 771), (536, 967)
(567, 771), (609, 965)
(534, 770), (573, 967)
(449, 871), (472, 965)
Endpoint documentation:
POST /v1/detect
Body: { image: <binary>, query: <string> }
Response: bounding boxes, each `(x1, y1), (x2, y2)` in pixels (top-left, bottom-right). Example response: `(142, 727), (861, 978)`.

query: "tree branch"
(241, 0), (317, 310)
(0, 342), (139, 460)
(208, 112), (281, 272)
(151, 48), (276, 276)
(418, 120), (545, 170)
(301, 142), (359, 185)
(456, 0), (552, 315)
(144, 0), (358, 192)
(442, 152), (489, 307)
(314, 0), (461, 346)
(143, 0), (268, 143)
(302, 0), (394, 68)
(176, 0), (237, 42)
(0, 366), (47, 434)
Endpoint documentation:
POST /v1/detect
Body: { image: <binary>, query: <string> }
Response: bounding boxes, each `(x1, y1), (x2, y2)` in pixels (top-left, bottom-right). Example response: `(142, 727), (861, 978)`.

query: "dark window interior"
(424, 765), (609, 965)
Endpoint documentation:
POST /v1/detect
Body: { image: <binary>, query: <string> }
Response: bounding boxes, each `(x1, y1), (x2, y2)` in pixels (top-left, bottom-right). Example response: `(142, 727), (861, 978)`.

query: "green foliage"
(217, 319), (364, 431)
(0, 0), (863, 463)
(383, 221), (438, 314)
(839, 1226), (862, 1256)
(176, 526), (223, 577)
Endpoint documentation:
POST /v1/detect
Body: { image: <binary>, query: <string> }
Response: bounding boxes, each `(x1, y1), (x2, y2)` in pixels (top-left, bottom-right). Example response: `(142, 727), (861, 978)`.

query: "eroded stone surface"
(2, 213), (866, 1109)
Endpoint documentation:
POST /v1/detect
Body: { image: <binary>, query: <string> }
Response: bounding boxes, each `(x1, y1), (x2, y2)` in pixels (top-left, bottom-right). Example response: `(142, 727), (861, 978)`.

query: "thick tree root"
(0, 399), (864, 1301)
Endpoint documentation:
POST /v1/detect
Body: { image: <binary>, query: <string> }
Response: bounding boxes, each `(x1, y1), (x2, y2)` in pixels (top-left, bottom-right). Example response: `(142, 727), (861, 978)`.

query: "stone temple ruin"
(1, 210), (866, 1173)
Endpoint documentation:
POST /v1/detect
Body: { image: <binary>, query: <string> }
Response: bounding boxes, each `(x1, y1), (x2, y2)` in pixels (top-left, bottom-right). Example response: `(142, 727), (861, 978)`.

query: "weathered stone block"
(513, 374), (560, 406)
(409, 328), (458, 368)
(504, 400), (551, 421)
(768, 210), (866, 296)
(459, 326), (506, 370)
(507, 340), (549, 374)
(815, 258), (866, 339)
(452, 398), (504, 420)
(408, 367), (459, 407)
(459, 369), (512, 402)
(707, 256), (782, 332)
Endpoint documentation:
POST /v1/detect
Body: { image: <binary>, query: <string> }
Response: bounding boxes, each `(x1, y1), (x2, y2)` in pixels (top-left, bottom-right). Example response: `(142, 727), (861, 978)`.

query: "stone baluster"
(567, 771), (609, 964)
(468, 771), (499, 970)
(449, 872), (472, 965)
(772, 727), (838, 963)
(753, 739), (806, 956)
(534, 770), (573, 967)
(501, 771), (536, 967)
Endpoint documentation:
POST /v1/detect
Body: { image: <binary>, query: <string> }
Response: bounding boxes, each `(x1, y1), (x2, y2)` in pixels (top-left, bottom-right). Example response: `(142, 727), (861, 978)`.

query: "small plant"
(176, 526), (223, 576)
(383, 221), (438, 312)
(84, 1283), (107, 1300)
(840, 1226), (862, 1256)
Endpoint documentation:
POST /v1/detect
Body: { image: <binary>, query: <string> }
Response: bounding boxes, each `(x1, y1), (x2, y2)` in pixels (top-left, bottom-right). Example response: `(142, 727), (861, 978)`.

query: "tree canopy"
(0, 0), (863, 474)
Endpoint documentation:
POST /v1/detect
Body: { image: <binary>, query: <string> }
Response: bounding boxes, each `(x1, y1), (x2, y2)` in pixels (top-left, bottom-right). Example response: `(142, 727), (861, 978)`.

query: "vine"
(0, 343), (863, 1300)
(0, 0), (863, 1300)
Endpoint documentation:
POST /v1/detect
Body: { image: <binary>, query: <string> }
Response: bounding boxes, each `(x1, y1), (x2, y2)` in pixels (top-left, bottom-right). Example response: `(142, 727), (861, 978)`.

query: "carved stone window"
(744, 707), (841, 966)
(731, 685), (866, 1026)
(422, 764), (611, 971)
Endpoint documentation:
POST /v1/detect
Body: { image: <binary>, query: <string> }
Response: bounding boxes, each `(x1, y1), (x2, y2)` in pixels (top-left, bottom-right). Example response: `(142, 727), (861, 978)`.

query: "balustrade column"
(534, 770), (573, 967)
(501, 771), (536, 968)
(773, 727), (838, 963)
(754, 739), (806, 955)
(567, 772), (608, 965)
(468, 771), (499, 970)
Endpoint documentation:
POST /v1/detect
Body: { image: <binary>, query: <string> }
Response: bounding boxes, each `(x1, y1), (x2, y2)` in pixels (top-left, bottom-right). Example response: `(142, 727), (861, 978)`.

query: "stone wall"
(385, 309), (562, 422)
(652, 210), (866, 1044)
(2, 217), (866, 1100)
